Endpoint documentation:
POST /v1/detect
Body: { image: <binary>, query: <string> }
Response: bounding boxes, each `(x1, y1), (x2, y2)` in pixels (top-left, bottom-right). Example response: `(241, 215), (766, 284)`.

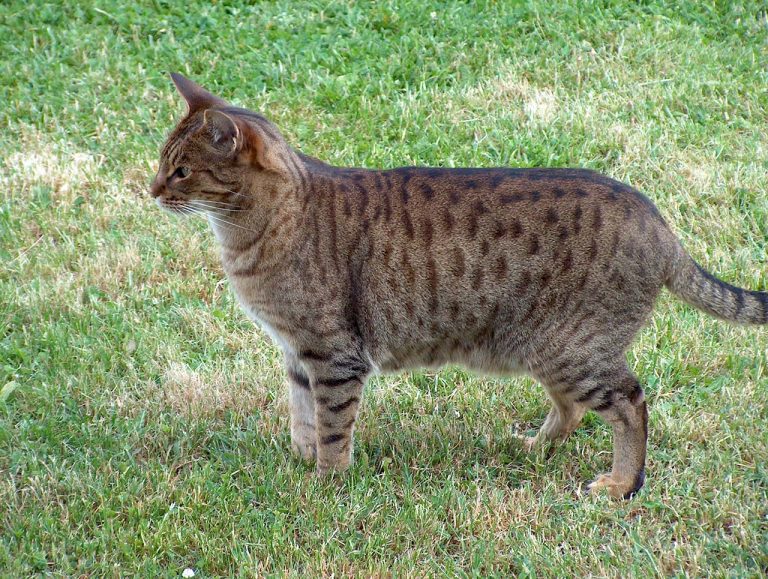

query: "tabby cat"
(150, 73), (767, 499)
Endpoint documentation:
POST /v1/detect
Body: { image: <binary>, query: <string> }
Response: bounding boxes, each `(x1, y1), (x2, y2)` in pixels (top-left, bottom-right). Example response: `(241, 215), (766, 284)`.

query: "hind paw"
(585, 470), (645, 500)
(513, 432), (539, 453)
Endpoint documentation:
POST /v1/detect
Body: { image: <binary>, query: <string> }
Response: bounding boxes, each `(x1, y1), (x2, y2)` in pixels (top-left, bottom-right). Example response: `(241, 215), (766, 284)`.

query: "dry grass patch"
(113, 361), (278, 421)
(523, 88), (558, 124)
(161, 361), (267, 418)
(453, 68), (562, 127)
(1, 129), (102, 203)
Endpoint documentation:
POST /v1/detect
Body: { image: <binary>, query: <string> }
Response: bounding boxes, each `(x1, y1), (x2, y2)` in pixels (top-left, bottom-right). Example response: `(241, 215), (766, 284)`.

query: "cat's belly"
(372, 339), (528, 376)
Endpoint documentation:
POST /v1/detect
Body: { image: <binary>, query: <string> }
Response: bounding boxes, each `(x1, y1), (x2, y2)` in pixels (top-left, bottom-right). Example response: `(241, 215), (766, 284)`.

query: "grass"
(1, 0), (767, 575)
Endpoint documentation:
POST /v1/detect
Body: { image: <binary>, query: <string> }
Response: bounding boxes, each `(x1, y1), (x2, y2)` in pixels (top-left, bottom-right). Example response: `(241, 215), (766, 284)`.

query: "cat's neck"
(206, 190), (277, 248)
(206, 153), (355, 254)
(206, 207), (271, 250)
(206, 171), (306, 268)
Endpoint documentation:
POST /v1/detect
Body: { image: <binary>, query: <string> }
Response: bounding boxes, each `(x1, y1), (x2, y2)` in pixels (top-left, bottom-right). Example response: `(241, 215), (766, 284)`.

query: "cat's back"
(350, 165), (673, 277)
(378, 165), (663, 227)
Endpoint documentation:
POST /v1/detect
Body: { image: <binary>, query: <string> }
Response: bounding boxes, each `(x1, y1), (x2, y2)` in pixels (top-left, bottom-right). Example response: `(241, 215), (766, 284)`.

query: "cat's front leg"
(300, 351), (370, 476)
(286, 356), (317, 461)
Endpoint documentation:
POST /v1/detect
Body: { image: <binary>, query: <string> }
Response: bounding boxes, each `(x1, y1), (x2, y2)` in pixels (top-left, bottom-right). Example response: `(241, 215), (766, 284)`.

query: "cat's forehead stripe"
(161, 119), (201, 165)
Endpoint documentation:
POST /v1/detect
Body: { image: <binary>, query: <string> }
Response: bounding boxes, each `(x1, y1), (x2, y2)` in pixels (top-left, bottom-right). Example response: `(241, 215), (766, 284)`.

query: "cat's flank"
(151, 74), (767, 499)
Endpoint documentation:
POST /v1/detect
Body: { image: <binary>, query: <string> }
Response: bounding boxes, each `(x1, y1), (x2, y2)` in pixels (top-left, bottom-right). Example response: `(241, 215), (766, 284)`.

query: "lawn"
(1, 0), (767, 575)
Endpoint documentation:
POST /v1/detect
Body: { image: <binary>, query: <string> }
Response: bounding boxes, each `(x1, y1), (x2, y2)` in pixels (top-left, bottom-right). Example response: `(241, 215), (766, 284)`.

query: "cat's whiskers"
(196, 196), (242, 206)
(194, 196), (252, 211)
(163, 201), (201, 217)
(204, 210), (262, 234)
(197, 199), (240, 206)
(222, 188), (250, 200)
(191, 200), (247, 212)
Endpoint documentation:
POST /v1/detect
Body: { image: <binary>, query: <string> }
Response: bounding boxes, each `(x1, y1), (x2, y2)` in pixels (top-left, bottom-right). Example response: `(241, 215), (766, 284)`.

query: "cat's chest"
(237, 293), (294, 353)
(226, 274), (296, 353)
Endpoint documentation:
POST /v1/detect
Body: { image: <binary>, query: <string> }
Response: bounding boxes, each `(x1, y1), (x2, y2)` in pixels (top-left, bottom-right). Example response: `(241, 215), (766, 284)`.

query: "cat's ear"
(200, 110), (287, 173)
(170, 72), (227, 114)
(201, 109), (242, 156)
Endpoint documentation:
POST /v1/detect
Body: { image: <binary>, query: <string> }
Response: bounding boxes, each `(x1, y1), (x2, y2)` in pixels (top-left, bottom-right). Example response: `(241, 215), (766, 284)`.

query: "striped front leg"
(298, 348), (371, 476)
(313, 373), (365, 475)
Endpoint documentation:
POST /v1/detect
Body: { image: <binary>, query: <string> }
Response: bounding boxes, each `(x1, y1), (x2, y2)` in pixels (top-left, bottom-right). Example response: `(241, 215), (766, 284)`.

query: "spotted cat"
(150, 73), (767, 498)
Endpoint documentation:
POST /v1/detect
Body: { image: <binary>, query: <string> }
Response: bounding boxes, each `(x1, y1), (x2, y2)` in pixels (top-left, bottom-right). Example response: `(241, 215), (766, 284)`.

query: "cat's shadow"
(323, 406), (611, 493)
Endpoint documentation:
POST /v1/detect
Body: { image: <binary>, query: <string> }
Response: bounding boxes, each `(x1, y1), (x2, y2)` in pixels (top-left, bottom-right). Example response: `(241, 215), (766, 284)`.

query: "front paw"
(316, 442), (353, 477)
(316, 457), (351, 477)
(290, 429), (317, 462)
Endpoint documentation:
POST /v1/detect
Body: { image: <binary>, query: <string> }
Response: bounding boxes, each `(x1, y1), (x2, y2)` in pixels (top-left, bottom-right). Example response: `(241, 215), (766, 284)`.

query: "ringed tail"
(666, 251), (768, 325)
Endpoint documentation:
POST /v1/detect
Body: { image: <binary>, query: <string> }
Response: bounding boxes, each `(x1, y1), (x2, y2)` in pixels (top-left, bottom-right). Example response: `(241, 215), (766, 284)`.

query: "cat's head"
(150, 73), (294, 216)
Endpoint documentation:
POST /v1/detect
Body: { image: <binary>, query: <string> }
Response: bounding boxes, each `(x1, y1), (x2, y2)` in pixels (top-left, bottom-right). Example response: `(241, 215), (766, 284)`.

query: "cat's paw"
(513, 432), (539, 453)
(316, 458), (351, 478)
(585, 470), (644, 500)
(291, 437), (317, 462)
(316, 446), (353, 477)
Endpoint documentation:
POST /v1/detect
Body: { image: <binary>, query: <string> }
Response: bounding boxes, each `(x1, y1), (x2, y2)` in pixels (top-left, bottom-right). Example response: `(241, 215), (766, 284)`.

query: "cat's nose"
(149, 176), (164, 198)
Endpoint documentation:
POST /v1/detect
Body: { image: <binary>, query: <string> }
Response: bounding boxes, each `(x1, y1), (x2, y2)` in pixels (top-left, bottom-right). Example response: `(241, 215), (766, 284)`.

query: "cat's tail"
(666, 250), (768, 325)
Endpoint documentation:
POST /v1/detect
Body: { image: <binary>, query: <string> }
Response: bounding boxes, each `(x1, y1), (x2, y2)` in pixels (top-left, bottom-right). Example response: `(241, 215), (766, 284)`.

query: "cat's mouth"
(156, 196), (195, 216)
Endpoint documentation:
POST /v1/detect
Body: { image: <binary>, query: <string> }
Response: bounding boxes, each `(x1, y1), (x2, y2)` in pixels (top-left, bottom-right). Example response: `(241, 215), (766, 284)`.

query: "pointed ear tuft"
(170, 72), (227, 114)
(202, 109), (241, 155)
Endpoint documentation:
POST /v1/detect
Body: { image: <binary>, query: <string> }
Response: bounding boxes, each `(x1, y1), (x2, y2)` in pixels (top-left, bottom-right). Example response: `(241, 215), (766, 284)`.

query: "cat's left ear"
(201, 109), (242, 156)
(170, 72), (227, 114)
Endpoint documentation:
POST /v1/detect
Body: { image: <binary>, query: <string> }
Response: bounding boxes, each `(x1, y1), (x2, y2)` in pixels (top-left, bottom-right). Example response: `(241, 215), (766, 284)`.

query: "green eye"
(174, 166), (191, 179)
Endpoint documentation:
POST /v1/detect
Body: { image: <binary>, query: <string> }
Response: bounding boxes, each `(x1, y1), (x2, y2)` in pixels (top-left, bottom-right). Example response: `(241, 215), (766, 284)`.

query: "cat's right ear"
(170, 72), (227, 114)
(201, 109), (242, 156)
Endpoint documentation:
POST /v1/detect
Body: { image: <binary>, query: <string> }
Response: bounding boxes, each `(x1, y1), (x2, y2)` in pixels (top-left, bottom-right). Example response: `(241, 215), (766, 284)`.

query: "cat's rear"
(346, 167), (766, 373)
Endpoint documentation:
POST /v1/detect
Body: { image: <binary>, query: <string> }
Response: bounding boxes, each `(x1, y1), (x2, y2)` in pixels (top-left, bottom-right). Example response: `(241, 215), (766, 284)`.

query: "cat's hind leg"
(584, 369), (647, 499)
(531, 357), (648, 499)
(520, 389), (586, 452)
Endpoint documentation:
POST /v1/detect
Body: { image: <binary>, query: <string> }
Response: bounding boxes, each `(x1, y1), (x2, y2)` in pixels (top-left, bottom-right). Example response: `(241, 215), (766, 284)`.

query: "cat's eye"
(173, 166), (191, 179)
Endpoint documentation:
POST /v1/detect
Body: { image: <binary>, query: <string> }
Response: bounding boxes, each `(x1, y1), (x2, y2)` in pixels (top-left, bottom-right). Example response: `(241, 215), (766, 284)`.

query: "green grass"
(2, 0), (767, 575)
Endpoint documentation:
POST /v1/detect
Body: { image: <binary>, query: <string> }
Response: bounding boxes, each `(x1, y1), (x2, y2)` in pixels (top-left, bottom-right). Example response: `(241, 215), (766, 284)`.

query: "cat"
(150, 73), (767, 499)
